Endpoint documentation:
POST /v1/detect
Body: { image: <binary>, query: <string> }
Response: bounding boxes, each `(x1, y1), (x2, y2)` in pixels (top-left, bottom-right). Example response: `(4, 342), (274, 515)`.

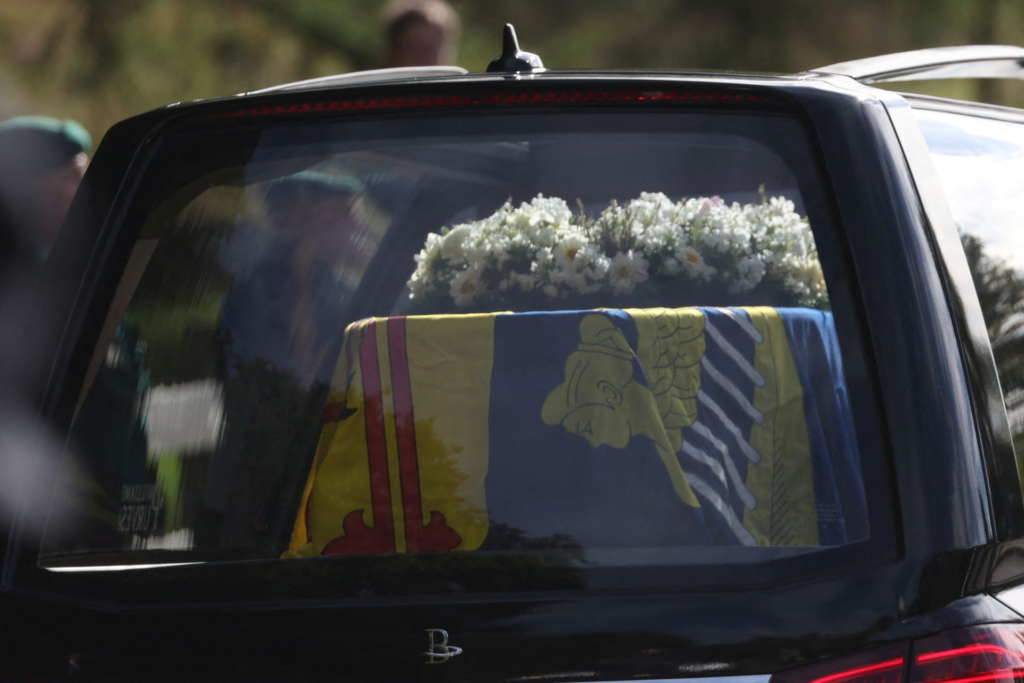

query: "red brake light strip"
(812, 659), (907, 683)
(920, 672), (1024, 683)
(779, 627), (1024, 683)
(916, 644), (1023, 665)
(206, 89), (772, 120)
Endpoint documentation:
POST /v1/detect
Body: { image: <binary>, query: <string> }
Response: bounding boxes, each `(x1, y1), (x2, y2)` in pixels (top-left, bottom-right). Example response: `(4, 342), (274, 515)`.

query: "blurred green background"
(1, 0), (1024, 153)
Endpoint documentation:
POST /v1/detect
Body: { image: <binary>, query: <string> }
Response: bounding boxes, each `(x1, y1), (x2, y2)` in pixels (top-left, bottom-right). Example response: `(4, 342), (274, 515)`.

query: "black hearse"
(5, 30), (1024, 683)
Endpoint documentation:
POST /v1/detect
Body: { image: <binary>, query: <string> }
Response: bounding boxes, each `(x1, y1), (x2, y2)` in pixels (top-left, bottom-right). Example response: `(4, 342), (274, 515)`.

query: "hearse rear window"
(38, 107), (888, 591)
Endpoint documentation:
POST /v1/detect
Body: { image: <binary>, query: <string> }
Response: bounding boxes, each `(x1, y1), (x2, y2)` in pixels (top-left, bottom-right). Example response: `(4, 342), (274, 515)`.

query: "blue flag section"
(488, 307), (868, 550)
(681, 308), (761, 545)
(288, 306), (869, 558)
(488, 310), (715, 550)
(780, 309), (869, 546)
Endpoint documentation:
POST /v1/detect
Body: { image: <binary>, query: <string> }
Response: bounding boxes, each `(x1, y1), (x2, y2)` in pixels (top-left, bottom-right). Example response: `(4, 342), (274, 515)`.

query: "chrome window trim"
(812, 45), (1024, 84)
(901, 94), (1024, 124)
(246, 66), (469, 95)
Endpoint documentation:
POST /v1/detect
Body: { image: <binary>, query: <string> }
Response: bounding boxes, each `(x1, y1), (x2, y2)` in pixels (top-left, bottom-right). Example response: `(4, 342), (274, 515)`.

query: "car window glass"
(38, 109), (888, 594)
(913, 108), (1024, 480)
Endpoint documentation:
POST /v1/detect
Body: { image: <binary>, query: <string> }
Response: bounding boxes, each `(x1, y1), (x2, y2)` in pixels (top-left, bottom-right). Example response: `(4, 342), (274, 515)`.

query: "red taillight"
(912, 627), (1024, 683)
(775, 627), (1024, 683)
(773, 644), (909, 683)
(203, 89), (774, 120)
(816, 659), (908, 683)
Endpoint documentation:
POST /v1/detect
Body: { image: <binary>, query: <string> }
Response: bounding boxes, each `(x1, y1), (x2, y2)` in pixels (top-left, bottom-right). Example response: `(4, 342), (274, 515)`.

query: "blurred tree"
(1, 0), (1023, 145)
(963, 233), (1024, 395)
(962, 232), (1024, 472)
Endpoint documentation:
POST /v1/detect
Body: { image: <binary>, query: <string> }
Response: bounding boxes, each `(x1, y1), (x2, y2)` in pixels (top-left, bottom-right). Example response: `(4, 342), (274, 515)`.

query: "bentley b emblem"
(422, 629), (463, 664)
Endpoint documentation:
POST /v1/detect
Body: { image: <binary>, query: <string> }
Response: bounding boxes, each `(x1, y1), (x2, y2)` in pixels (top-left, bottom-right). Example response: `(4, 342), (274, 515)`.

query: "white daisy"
(609, 251), (650, 295)
(677, 246), (716, 281)
(450, 267), (484, 308)
(553, 233), (588, 266)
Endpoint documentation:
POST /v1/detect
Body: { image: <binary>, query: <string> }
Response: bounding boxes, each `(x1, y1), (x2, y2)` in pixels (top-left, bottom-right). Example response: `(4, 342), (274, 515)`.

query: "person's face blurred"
(388, 21), (450, 67)
(273, 194), (367, 265)
(28, 152), (87, 254)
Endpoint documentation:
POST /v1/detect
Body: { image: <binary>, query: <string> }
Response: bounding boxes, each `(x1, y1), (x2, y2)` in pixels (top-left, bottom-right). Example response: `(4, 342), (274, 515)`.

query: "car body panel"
(2, 69), (1022, 681)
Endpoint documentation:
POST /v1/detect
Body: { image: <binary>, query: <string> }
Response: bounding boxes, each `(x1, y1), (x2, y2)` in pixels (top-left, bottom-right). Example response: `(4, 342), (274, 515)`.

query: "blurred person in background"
(0, 115), (91, 394)
(0, 116), (91, 266)
(204, 172), (372, 547)
(219, 172), (370, 388)
(0, 117), (91, 547)
(382, 0), (461, 68)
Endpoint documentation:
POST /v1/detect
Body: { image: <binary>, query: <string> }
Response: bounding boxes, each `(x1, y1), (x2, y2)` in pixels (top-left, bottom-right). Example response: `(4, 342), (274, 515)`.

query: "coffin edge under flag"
(285, 306), (868, 558)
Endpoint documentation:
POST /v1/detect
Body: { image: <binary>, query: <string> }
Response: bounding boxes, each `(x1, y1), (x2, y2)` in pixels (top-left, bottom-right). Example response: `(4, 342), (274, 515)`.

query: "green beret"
(0, 116), (93, 178)
(266, 171), (365, 208)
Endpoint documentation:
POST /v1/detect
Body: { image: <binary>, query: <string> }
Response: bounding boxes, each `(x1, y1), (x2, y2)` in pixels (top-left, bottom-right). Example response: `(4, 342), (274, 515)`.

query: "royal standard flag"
(285, 307), (867, 557)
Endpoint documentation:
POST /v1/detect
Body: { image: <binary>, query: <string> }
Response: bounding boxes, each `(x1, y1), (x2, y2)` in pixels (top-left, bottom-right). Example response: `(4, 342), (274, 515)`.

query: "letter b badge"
(423, 629), (463, 664)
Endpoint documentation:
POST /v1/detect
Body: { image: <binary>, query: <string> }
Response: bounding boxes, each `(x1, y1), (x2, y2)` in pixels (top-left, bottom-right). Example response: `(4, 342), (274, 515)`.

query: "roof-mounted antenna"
(486, 24), (545, 74)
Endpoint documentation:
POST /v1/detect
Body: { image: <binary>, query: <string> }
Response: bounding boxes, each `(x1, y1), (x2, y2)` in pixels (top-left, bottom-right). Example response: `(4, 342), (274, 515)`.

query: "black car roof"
(143, 43), (1024, 124)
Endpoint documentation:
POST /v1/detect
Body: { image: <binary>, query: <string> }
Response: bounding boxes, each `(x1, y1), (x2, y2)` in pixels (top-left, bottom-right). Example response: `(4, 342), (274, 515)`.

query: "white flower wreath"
(408, 191), (827, 309)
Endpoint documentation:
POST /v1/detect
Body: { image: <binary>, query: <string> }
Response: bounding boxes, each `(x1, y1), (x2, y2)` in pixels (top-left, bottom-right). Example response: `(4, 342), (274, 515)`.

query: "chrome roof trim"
(900, 93), (1024, 123)
(247, 66), (469, 95)
(813, 45), (1024, 84)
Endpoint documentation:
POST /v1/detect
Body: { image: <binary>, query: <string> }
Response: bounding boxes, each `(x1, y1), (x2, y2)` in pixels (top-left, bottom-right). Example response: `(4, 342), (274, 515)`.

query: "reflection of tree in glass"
(963, 234), (1024, 349)
(962, 233), (1024, 463)
(406, 419), (587, 558)
(408, 416), (488, 551)
(256, 542), (587, 598)
(481, 522), (585, 557)
(262, 409), (593, 593)
(53, 321), (152, 554)
(206, 355), (327, 555)
(282, 412), (585, 591)
(127, 191), (237, 385)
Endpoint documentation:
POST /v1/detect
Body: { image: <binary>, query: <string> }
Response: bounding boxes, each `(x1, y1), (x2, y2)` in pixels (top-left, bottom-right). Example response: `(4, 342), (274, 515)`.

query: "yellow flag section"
(742, 307), (819, 547)
(285, 314), (494, 557)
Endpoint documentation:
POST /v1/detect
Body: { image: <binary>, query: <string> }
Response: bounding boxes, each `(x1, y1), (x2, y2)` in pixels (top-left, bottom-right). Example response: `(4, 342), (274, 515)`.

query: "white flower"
(408, 270), (429, 300)
(783, 260), (826, 300)
(407, 191), (826, 309)
(731, 256), (767, 292)
(554, 233), (588, 266)
(609, 250), (649, 295)
(441, 225), (473, 261)
(576, 245), (611, 279)
(414, 233), (443, 268)
(697, 195), (723, 217)
(531, 226), (558, 248)
(509, 271), (535, 292)
(513, 210), (533, 231)
(528, 194), (574, 225)
(450, 267), (484, 307)
(677, 246), (716, 281)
